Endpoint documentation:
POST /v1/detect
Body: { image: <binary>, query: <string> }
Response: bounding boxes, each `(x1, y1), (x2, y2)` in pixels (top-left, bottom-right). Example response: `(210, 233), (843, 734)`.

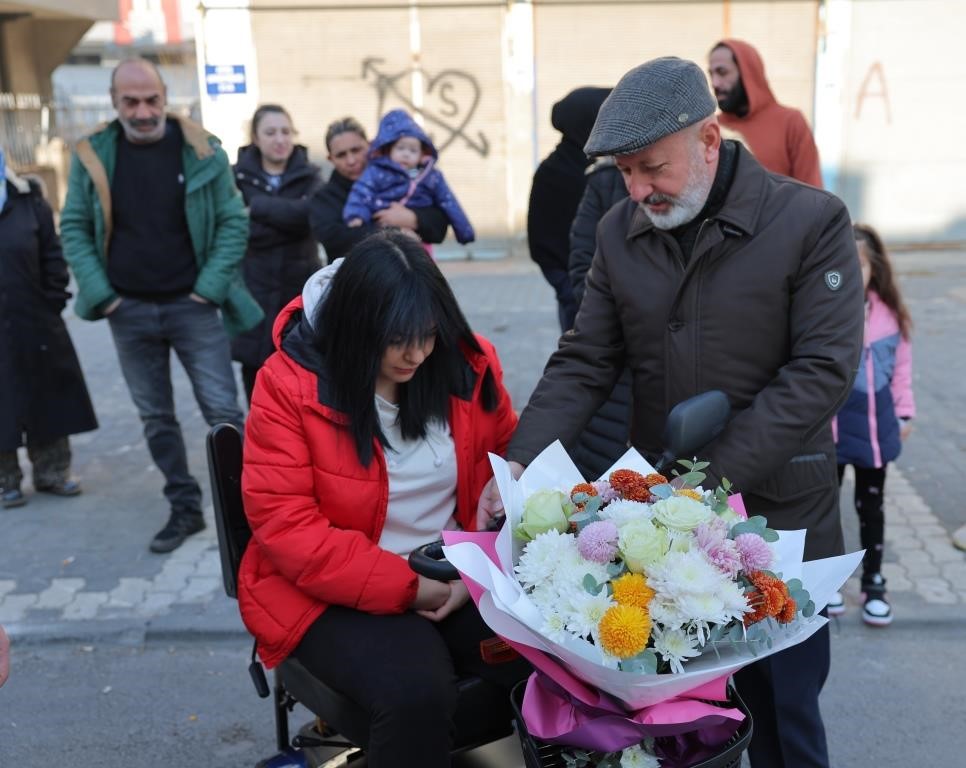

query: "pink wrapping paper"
(443, 529), (746, 754)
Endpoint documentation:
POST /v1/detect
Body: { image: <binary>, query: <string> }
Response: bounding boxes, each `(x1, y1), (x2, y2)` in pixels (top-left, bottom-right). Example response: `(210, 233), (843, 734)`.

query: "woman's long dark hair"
(853, 223), (912, 339)
(315, 230), (500, 466)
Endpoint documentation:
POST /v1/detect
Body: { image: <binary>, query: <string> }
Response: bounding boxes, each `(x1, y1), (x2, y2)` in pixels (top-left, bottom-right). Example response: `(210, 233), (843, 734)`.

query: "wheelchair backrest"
(206, 422), (251, 599)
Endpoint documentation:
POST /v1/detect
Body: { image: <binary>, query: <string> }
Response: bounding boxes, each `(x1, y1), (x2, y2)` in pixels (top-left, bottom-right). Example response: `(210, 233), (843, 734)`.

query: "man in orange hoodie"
(709, 39), (823, 187)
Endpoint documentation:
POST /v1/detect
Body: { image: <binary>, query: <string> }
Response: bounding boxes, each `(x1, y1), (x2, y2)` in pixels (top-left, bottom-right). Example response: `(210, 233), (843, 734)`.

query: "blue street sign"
(205, 65), (247, 96)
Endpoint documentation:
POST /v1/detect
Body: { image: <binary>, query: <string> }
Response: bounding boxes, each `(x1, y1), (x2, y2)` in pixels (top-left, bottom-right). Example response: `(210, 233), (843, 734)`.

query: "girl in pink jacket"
(832, 224), (915, 626)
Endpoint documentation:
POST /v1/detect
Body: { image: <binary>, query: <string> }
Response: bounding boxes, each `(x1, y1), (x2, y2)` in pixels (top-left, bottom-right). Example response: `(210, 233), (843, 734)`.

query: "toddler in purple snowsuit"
(343, 109), (475, 244)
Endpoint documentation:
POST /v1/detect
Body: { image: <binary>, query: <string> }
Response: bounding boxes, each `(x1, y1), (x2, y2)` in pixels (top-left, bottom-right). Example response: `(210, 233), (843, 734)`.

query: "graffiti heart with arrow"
(362, 57), (490, 158)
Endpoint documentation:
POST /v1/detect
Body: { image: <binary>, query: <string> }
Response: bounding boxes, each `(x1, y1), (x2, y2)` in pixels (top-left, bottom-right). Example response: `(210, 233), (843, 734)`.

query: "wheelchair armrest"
(408, 539), (460, 582)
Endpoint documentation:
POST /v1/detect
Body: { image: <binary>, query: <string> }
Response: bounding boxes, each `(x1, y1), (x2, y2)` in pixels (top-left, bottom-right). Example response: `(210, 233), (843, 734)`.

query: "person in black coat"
(231, 105), (324, 402)
(309, 117), (450, 262)
(566, 157), (632, 480)
(0, 152), (98, 508)
(527, 87), (611, 332)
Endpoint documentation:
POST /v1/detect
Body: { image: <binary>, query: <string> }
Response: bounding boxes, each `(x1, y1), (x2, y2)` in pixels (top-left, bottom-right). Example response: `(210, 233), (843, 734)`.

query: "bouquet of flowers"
(443, 441), (862, 767)
(514, 459), (809, 676)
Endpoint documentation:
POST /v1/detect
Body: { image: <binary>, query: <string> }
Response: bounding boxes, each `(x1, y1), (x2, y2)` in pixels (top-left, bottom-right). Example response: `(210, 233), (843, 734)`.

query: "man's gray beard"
(119, 114), (167, 144)
(641, 153), (715, 230)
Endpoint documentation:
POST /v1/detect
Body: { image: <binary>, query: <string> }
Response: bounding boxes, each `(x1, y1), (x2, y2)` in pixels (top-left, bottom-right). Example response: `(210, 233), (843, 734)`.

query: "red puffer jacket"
(237, 297), (517, 668)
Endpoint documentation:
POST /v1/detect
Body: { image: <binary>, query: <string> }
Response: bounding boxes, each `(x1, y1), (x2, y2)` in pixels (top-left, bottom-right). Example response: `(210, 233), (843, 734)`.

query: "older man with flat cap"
(481, 57), (864, 767)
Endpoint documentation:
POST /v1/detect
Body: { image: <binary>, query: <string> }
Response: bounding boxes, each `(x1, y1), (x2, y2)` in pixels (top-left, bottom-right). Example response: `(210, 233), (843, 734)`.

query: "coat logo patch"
(825, 270), (843, 291)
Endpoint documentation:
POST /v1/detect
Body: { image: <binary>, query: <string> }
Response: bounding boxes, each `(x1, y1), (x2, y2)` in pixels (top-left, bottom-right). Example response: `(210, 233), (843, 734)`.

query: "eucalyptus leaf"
(729, 520), (763, 537)
(650, 484), (674, 499)
(583, 573), (603, 595)
(804, 599), (816, 617)
(790, 589), (809, 605)
(606, 562), (627, 577)
(639, 648), (659, 674)
(677, 470), (707, 486)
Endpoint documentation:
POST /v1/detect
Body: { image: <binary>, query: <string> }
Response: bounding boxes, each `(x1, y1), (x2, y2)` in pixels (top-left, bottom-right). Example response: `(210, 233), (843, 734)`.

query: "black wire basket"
(511, 679), (753, 768)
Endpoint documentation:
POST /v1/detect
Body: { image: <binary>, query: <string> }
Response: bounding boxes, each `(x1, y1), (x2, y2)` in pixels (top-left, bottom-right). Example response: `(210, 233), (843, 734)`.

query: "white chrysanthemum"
(515, 528), (578, 588)
(647, 549), (725, 600)
(716, 577), (752, 617)
(675, 592), (729, 627)
(565, 588), (615, 638)
(620, 743), (662, 768)
(647, 597), (687, 631)
(651, 625), (701, 674)
(599, 499), (652, 528)
(527, 583), (563, 613)
(539, 610), (572, 644)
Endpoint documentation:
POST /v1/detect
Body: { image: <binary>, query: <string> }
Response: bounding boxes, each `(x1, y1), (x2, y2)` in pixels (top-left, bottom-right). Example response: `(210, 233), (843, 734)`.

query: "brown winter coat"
(508, 146), (864, 559)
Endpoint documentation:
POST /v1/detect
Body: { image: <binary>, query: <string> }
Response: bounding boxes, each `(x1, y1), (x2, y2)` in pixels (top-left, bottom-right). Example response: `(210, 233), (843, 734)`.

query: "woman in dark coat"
(309, 117), (450, 262)
(0, 151), (98, 508)
(566, 157), (632, 481)
(231, 105), (324, 402)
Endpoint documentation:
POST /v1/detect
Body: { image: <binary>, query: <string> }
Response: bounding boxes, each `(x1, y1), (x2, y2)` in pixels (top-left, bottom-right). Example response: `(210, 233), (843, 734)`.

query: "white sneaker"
(827, 590), (846, 616)
(953, 524), (966, 552)
(862, 597), (893, 626)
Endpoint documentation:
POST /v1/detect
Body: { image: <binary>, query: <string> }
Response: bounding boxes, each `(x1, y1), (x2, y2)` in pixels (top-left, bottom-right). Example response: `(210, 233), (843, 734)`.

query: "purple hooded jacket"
(342, 110), (475, 244)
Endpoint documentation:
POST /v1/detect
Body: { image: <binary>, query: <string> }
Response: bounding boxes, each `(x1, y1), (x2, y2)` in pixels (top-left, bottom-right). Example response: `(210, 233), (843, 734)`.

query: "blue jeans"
(108, 296), (244, 513)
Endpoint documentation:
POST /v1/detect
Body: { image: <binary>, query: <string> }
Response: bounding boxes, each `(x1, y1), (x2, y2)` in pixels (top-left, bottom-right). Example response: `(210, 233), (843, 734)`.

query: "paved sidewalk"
(3, 250), (965, 642)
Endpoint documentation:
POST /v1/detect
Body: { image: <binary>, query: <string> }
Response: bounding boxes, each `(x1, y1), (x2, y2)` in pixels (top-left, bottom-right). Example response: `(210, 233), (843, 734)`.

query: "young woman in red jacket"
(238, 230), (525, 766)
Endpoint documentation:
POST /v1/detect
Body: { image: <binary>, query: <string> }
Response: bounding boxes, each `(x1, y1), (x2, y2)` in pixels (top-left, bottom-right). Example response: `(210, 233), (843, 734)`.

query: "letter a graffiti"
(855, 61), (892, 125)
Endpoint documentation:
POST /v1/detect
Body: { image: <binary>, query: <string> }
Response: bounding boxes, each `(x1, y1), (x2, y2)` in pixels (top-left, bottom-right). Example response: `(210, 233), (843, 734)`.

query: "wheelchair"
(206, 423), (518, 767)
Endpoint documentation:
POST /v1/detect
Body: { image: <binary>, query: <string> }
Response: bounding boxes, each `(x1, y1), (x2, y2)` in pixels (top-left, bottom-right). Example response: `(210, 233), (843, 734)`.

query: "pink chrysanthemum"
(577, 520), (620, 563)
(591, 480), (620, 504)
(695, 516), (730, 546)
(695, 519), (742, 576)
(735, 533), (774, 572)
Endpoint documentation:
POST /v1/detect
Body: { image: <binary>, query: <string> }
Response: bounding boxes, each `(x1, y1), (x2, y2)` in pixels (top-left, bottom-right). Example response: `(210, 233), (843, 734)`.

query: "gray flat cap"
(584, 57), (716, 157)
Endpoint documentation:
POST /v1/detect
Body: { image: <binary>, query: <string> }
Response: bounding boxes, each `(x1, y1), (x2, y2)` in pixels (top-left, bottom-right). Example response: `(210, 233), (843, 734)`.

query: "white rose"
(618, 517), (668, 573)
(516, 489), (572, 541)
(651, 495), (714, 532)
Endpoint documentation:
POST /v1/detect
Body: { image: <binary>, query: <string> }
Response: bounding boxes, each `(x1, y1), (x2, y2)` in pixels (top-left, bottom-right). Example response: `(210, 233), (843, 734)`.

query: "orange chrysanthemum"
(674, 488), (703, 502)
(777, 596), (798, 624)
(598, 604), (652, 659)
(570, 482), (599, 512)
(744, 571), (795, 627)
(609, 469), (651, 502)
(570, 482), (598, 500)
(611, 573), (655, 610)
(643, 473), (669, 489)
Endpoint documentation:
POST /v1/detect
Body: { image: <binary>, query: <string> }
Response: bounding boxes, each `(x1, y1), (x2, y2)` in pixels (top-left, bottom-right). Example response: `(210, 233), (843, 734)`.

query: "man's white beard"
(641, 147), (715, 230)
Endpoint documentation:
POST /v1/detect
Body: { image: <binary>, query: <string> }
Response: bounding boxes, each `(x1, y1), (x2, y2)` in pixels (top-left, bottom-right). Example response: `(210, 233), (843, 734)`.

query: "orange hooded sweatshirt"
(714, 39), (823, 188)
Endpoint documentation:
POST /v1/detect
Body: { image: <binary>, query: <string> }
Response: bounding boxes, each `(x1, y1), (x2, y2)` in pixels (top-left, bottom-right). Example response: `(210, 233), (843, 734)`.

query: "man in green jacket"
(61, 57), (262, 554)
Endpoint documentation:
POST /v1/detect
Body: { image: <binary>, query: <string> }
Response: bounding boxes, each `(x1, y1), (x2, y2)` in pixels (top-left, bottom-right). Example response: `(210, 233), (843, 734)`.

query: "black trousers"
(241, 364), (259, 405)
(838, 463), (887, 577)
(734, 620), (831, 768)
(292, 602), (528, 767)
